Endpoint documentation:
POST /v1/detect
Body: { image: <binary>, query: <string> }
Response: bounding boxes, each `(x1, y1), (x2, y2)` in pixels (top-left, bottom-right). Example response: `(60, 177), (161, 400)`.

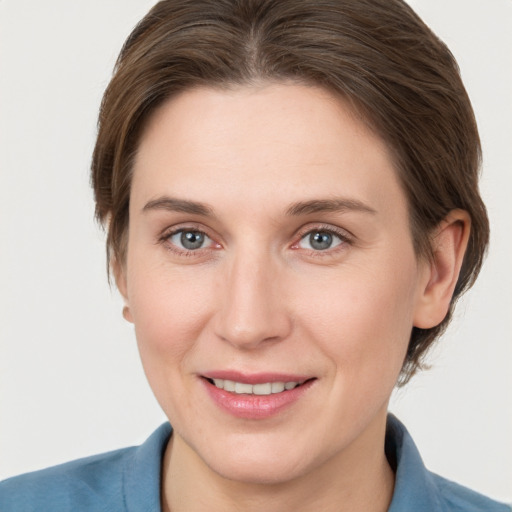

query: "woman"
(0, 0), (510, 510)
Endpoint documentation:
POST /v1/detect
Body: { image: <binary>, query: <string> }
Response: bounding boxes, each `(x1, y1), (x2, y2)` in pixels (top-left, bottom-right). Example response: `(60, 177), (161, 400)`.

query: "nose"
(213, 250), (292, 350)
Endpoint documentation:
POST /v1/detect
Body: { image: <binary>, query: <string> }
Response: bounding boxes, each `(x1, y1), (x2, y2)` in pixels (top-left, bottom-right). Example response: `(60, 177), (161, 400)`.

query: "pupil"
(310, 232), (332, 250)
(181, 231), (204, 250)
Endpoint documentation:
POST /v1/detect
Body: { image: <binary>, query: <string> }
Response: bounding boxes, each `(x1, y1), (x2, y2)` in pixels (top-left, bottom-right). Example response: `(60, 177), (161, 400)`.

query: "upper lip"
(201, 370), (313, 385)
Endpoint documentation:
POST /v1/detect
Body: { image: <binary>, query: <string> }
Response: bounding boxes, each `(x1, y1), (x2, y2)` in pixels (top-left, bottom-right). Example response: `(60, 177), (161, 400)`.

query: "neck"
(161, 414), (394, 512)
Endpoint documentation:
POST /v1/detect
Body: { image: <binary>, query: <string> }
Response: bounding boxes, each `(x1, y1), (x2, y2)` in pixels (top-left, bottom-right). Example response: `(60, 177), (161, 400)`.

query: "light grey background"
(0, 0), (510, 502)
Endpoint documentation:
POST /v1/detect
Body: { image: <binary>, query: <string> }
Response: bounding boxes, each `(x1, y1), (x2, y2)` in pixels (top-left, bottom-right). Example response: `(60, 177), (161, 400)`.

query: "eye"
(169, 229), (212, 251)
(298, 230), (344, 251)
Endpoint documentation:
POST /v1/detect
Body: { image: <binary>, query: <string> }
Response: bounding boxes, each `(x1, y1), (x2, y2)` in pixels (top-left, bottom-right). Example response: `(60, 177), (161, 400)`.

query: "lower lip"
(202, 378), (315, 419)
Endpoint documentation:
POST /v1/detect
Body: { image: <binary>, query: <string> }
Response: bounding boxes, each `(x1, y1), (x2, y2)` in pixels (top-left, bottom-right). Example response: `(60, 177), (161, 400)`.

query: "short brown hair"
(91, 0), (489, 383)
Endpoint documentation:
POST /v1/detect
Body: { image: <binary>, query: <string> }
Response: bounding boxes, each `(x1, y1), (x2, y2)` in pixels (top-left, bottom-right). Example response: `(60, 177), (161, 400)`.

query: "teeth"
(223, 379), (236, 392)
(253, 383), (272, 395)
(210, 379), (301, 394)
(235, 382), (253, 394)
(271, 382), (285, 393)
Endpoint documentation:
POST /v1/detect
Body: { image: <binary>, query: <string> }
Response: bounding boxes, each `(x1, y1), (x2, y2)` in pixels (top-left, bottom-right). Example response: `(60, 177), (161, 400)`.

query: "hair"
(91, 0), (489, 384)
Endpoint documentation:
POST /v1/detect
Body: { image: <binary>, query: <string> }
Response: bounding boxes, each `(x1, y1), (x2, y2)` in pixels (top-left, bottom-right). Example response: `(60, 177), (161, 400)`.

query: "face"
(119, 84), (432, 484)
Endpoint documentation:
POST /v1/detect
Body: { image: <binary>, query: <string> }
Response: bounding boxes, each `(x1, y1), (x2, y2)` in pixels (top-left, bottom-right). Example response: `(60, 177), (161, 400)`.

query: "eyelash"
(158, 224), (353, 257)
(292, 224), (353, 256)
(158, 225), (218, 257)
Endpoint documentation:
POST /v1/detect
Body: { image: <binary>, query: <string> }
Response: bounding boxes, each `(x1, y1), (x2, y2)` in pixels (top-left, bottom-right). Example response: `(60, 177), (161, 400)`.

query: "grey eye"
(299, 231), (342, 251)
(310, 232), (332, 250)
(170, 230), (209, 250)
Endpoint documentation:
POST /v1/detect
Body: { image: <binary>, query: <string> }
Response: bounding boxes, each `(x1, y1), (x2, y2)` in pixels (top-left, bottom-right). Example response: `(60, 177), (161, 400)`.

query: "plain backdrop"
(0, 0), (511, 502)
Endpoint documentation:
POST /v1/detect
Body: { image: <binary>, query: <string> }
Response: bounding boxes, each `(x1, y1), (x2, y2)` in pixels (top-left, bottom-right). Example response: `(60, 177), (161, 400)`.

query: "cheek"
(127, 265), (219, 425)
(294, 258), (418, 382)
(127, 262), (216, 381)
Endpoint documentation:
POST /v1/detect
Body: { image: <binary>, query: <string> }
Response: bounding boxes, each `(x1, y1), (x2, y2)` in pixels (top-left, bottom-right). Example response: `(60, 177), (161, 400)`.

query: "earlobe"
(413, 209), (471, 329)
(112, 257), (134, 323)
(122, 305), (133, 322)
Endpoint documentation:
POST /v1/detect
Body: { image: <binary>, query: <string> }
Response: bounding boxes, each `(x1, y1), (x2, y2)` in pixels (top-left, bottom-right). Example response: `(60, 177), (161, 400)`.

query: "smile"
(202, 373), (316, 419)
(210, 379), (303, 395)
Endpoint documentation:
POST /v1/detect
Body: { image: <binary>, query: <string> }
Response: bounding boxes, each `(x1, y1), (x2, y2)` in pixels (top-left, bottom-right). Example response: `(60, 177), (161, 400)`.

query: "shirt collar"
(386, 414), (443, 511)
(123, 422), (172, 512)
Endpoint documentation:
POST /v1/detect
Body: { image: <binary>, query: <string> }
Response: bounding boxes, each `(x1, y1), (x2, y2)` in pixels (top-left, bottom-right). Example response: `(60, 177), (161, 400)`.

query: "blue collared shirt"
(0, 415), (509, 511)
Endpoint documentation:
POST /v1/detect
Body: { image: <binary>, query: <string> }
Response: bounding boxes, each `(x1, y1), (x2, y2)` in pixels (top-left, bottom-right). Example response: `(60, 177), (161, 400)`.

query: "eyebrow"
(142, 196), (376, 218)
(142, 197), (214, 216)
(286, 198), (377, 216)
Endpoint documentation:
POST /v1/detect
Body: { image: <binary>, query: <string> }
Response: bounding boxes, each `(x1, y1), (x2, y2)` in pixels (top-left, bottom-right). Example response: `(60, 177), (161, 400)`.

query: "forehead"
(131, 83), (406, 218)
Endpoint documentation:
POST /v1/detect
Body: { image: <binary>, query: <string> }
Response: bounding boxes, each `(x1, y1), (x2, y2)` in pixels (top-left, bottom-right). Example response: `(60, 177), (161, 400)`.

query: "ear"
(112, 256), (134, 323)
(413, 209), (471, 329)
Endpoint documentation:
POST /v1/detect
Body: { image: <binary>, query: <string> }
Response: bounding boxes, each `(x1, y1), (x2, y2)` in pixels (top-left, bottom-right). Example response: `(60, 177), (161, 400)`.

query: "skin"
(116, 83), (470, 512)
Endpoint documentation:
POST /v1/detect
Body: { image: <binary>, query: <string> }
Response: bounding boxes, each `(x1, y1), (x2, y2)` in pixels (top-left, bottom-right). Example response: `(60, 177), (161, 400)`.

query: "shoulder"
(0, 447), (133, 512)
(0, 423), (172, 512)
(387, 415), (511, 512)
(429, 472), (511, 512)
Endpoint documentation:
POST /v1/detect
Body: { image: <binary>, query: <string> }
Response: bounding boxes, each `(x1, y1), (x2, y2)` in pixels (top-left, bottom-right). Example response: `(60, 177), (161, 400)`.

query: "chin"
(194, 431), (317, 486)
(208, 455), (306, 486)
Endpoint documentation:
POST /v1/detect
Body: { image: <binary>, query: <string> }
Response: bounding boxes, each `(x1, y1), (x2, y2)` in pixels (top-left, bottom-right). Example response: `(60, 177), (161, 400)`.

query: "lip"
(201, 371), (316, 420)
(203, 370), (312, 385)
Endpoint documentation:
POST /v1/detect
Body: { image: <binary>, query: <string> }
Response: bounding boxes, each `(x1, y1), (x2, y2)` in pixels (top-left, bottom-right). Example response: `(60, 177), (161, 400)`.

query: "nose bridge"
(214, 244), (290, 349)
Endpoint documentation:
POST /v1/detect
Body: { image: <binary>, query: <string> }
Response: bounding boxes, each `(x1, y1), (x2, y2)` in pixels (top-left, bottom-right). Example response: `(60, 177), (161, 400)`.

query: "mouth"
(204, 377), (309, 395)
(201, 372), (316, 419)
